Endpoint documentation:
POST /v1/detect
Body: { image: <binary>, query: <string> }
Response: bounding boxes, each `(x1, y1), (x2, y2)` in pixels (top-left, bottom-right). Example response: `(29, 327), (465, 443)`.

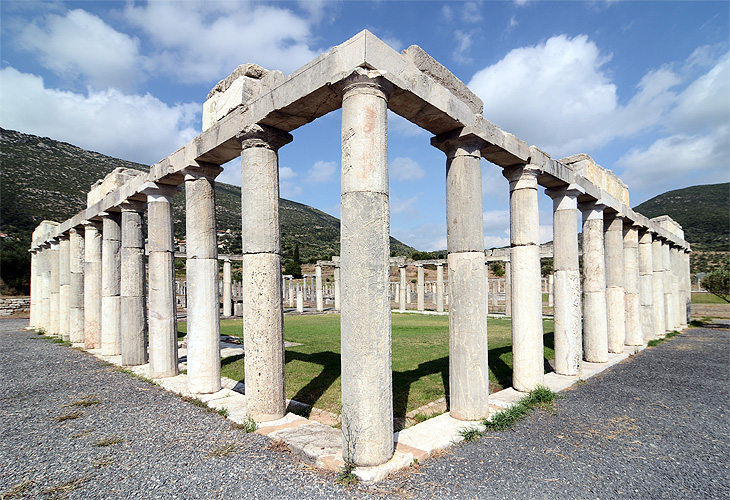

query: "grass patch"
(51, 338), (71, 347)
(209, 443), (238, 457)
(54, 411), (82, 422)
(691, 292), (728, 304)
(180, 396), (229, 418)
(647, 330), (681, 347)
(95, 437), (123, 447)
(62, 396), (100, 408)
(114, 367), (157, 385)
(0, 480), (33, 499)
(335, 462), (357, 486)
(458, 426), (483, 443)
(231, 416), (257, 433)
(191, 314), (555, 418)
(483, 386), (558, 433)
(40, 474), (88, 499)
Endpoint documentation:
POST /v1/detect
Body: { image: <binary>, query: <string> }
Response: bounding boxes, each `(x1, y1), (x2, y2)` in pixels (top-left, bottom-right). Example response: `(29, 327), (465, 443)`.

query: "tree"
(284, 260), (302, 279)
(541, 258), (554, 277)
(490, 261), (505, 277)
(293, 244), (300, 264)
(701, 266), (729, 303)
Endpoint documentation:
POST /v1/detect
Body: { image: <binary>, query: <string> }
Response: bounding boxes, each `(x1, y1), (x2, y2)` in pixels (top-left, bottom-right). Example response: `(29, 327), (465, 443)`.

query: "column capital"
(431, 127), (487, 157)
(182, 162), (223, 181)
(119, 200), (146, 213)
(140, 182), (180, 201)
(57, 232), (70, 241)
(545, 183), (585, 200)
(339, 67), (393, 100)
(236, 124), (293, 151)
(502, 164), (541, 186)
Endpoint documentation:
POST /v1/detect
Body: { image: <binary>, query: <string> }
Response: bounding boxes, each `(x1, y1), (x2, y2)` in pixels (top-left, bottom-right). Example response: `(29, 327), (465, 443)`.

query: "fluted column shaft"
(334, 266), (341, 311)
(399, 266), (407, 312)
(315, 264), (323, 312)
(683, 250), (692, 325)
(29, 250), (39, 327)
(580, 203), (608, 363)
(436, 263), (444, 313)
(69, 228), (85, 344)
(40, 245), (52, 331)
(604, 212), (626, 353)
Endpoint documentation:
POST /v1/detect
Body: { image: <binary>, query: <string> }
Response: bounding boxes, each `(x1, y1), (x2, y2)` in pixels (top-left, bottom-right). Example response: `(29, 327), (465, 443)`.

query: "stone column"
(504, 260), (511, 317)
(315, 264), (323, 312)
(399, 266), (407, 312)
(436, 263), (444, 313)
(29, 249), (39, 327)
(547, 274), (554, 307)
(289, 278), (295, 308)
(638, 230), (654, 342)
(39, 245), (52, 331)
(68, 227), (85, 344)
(222, 258), (232, 317)
(503, 165), (543, 392)
(101, 212), (122, 355)
(623, 224), (642, 346)
(239, 124), (292, 421)
(334, 266), (341, 311)
(339, 72), (393, 466)
(651, 237), (666, 336)
(684, 250), (692, 325)
(432, 130), (489, 418)
(580, 202), (608, 363)
(49, 239), (60, 335)
(417, 264), (425, 312)
(406, 283), (412, 304)
(604, 211), (626, 353)
(58, 234), (71, 341)
(662, 240), (673, 332)
(184, 164), (223, 394)
(672, 246), (685, 328)
(144, 185), (178, 379)
(120, 201), (147, 366)
(84, 221), (102, 348)
(546, 186), (582, 376)
(296, 283), (304, 312)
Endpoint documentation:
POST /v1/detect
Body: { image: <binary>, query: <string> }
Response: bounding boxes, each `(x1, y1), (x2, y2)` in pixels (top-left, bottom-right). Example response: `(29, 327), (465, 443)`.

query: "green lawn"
(179, 314), (554, 417)
(691, 292), (729, 304)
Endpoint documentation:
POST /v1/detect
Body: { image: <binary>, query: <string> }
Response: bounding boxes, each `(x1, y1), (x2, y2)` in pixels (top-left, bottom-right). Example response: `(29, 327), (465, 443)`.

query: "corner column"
(68, 227), (85, 344)
(604, 211), (626, 353)
(340, 72), (394, 465)
(580, 201), (608, 363)
(144, 185), (179, 379)
(546, 186), (582, 376)
(432, 129), (489, 417)
(101, 212), (122, 355)
(503, 165), (543, 392)
(651, 237), (666, 336)
(184, 164), (223, 394)
(672, 246), (686, 329)
(58, 234), (71, 341)
(623, 224), (642, 346)
(638, 230), (655, 342)
(239, 124), (292, 421)
(417, 264), (425, 312)
(84, 221), (102, 348)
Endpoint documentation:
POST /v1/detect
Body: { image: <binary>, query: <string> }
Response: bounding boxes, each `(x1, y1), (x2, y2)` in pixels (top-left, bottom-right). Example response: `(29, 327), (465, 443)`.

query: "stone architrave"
(580, 201), (608, 363)
(238, 124), (292, 422)
(315, 264), (324, 312)
(83, 221), (102, 348)
(436, 263), (444, 313)
(503, 164), (544, 392)
(101, 212), (122, 355)
(546, 185), (583, 376)
(222, 258), (233, 317)
(120, 201), (147, 366)
(638, 230), (655, 342)
(143, 184), (179, 379)
(432, 129), (490, 418)
(68, 227), (85, 344)
(58, 234), (71, 341)
(651, 237), (666, 336)
(339, 71), (394, 467)
(623, 224), (643, 346)
(417, 265), (425, 312)
(399, 266), (407, 312)
(49, 240), (60, 335)
(604, 211), (626, 353)
(184, 164), (224, 394)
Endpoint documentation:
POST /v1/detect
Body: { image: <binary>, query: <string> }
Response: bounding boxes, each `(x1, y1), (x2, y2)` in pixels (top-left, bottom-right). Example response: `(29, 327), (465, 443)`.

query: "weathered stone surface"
(68, 228), (85, 344)
(49, 240), (60, 335)
(186, 258), (221, 394)
(638, 230), (655, 342)
(581, 204), (608, 363)
(121, 205), (146, 367)
(562, 154), (629, 207)
(58, 235), (71, 341)
(623, 225), (643, 346)
(101, 213), (122, 355)
(651, 238), (666, 337)
(84, 222), (102, 348)
(604, 213), (625, 353)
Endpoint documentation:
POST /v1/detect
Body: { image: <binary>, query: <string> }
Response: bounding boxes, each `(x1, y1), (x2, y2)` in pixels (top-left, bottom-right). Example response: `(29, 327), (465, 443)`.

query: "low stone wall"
(0, 297), (30, 316)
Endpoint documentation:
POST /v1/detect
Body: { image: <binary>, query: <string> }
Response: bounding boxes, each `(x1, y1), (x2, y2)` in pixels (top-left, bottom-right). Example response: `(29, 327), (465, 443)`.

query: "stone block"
(562, 154), (629, 207)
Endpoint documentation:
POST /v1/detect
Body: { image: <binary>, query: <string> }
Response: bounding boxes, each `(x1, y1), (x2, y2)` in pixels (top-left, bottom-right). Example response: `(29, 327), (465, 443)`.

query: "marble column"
(502, 165), (543, 391)
(604, 211), (626, 353)
(436, 263), (444, 313)
(296, 283), (304, 312)
(101, 212), (122, 355)
(406, 283), (412, 304)
(638, 230), (655, 342)
(334, 266), (341, 311)
(672, 246), (686, 329)
(84, 221), (103, 348)
(547, 274), (554, 307)
(315, 264), (323, 312)
(120, 201), (147, 366)
(239, 124), (292, 421)
(339, 72), (393, 466)
(623, 224), (643, 346)
(58, 234), (71, 341)
(29, 249), (39, 328)
(432, 130), (489, 418)
(184, 164), (223, 394)
(651, 237), (666, 336)
(222, 258), (232, 317)
(68, 227), (85, 344)
(39, 244), (52, 331)
(684, 250), (692, 325)
(546, 186), (582, 376)
(504, 260), (511, 317)
(580, 202), (608, 363)
(399, 266), (407, 312)
(662, 240), (673, 332)
(49, 239), (60, 335)
(417, 264), (425, 312)
(144, 185), (178, 379)
(289, 278), (295, 308)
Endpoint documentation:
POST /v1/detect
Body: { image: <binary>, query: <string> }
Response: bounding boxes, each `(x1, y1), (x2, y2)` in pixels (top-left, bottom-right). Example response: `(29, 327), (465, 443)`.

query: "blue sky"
(1, 0), (728, 250)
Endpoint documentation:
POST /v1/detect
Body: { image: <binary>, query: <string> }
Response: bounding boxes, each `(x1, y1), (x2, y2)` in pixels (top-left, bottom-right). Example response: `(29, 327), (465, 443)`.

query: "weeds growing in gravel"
(648, 330), (681, 347)
(63, 396), (100, 408)
(51, 338), (71, 347)
(335, 462), (358, 486)
(41, 474), (88, 499)
(54, 411), (82, 422)
(209, 443), (238, 457)
(115, 368), (157, 385)
(95, 437), (124, 447)
(231, 416), (257, 433)
(0, 480), (33, 499)
(93, 457), (114, 468)
(458, 426), (484, 443)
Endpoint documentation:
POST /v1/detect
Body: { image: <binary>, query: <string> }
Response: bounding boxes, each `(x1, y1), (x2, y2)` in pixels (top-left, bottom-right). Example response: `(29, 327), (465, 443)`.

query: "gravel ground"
(1, 318), (728, 499)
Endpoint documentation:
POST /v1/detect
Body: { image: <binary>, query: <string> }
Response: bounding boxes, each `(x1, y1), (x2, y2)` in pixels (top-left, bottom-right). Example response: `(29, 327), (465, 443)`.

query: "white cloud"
(124, 2), (320, 83)
(0, 67), (198, 165)
(17, 9), (143, 91)
(392, 223), (447, 251)
(391, 157), (426, 181)
(669, 53), (729, 133)
(217, 158), (240, 187)
(483, 209), (509, 234)
(484, 235), (510, 249)
(306, 160), (337, 184)
(280, 166), (297, 180)
(388, 110), (428, 137)
(391, 196), (419, 215)
(453, 30), (474, 64)
(462, 2), (484, 24)
(278, 166), (302, 198)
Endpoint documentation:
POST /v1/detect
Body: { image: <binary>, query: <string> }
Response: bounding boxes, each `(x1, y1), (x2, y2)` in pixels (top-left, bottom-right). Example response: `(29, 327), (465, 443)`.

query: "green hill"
(0, 128), (415, 291)
(633, 183), (729, 252)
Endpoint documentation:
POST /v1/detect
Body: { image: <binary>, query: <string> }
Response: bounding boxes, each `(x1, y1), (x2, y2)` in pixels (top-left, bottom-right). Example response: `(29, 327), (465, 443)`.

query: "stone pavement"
(1, 318), (728, 499)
